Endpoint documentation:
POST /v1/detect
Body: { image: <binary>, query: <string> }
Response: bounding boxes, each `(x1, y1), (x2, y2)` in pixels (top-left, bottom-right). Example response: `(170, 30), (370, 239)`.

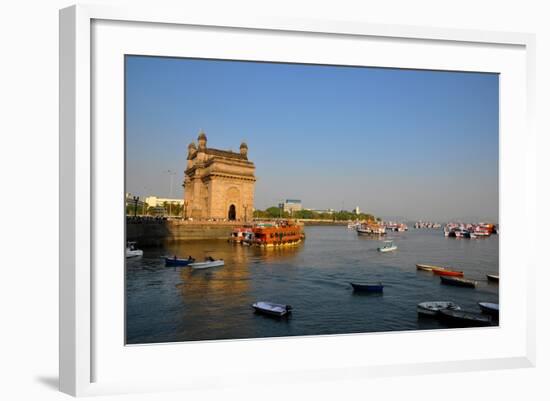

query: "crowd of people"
(126, 215), (168, 224)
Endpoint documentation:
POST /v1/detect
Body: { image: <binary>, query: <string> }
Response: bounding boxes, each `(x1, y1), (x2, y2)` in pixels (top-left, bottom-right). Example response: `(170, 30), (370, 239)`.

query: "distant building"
(145, 196), (185, 208)
(283, 199), (302, 214)
(305, 208), (335, 215)
(354, 206), (360, 214)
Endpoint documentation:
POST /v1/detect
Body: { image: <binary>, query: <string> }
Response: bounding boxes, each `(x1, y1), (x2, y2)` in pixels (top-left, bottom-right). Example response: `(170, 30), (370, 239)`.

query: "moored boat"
(164, 256), (195, 267)
(189, 257), (224, 269)
(487, 274), (499, 282)
(416, 264), (448, 272)
(437, 309), (493, 326)
(350, 282), (384, 293)
(252, 220), (304, 247)
(126, 241), (143, 258)
(377, 240), (397, 252)
(417, 301), (461, 316)
(432, 269), (464, 277)
(440, 276), (477, 288)
(252, 301), (292, 317)
(478, 302), (499, 317)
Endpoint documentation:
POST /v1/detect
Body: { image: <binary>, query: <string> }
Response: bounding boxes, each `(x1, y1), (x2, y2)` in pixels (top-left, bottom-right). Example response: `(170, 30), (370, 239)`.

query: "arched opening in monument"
(228, 204), (236, 221)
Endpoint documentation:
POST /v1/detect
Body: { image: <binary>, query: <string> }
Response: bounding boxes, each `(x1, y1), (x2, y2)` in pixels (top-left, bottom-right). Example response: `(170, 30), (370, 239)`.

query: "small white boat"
(126, 242), (143, 258)
(417, 301), (461, 316)
(189, 258), (224, 269)
(252, 301), (292, 317)
(377, 240), (397, 252)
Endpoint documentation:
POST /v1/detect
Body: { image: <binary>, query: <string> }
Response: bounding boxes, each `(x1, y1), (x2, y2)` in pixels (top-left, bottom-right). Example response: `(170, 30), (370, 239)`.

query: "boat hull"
(189, 260), (225, 269)
(417, 301), (461, 316)
(252, 302), (292, 317)
(433, 269), (464, 277)
(126, 250), (143, 258)
(164, 257), (194, 267)
(350, 282), (384, 293)
(487, 274), (499, 282)
(440, 276), (476, 288)
(378, 246), (397, 252)
(438, 309), (493, 327)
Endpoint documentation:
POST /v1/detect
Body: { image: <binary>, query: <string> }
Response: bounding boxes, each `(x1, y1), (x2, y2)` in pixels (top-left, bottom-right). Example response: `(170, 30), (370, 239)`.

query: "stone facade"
(183, 131), (256, 221)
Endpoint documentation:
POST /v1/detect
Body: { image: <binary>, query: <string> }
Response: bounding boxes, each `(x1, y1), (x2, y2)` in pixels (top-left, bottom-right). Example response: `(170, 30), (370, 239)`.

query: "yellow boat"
(416, 263), (449, 272)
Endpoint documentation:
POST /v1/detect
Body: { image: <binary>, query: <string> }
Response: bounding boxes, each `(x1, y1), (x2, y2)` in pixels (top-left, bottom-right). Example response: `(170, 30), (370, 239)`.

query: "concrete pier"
(126, 219), (243, 246)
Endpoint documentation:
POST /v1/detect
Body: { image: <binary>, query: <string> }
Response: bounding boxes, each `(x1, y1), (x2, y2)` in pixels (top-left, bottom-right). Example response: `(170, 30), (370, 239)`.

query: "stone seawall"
(127, 220), (242, 246)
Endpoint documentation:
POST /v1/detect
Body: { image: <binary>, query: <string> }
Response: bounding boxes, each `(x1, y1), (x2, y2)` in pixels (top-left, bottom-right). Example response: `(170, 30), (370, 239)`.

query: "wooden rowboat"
(252, 301), (292, 317)
(440, 276), (477, 288)
(350, 282), (384, 293)
(437, 309), (493, 327)
(416, 264), (448, 272)
(432, 269), (464, 277)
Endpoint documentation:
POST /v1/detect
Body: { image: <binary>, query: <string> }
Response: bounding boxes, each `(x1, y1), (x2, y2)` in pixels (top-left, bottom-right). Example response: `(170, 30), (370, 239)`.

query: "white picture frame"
(59, 4), (536, 397)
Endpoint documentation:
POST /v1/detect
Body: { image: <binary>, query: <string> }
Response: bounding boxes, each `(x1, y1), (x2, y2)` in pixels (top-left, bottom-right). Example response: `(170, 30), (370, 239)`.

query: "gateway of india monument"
(183, 130), (256, 221)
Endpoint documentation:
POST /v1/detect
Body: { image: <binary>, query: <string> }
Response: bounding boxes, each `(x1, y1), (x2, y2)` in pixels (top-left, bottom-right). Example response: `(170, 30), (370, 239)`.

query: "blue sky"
(125, 56), (499, 222)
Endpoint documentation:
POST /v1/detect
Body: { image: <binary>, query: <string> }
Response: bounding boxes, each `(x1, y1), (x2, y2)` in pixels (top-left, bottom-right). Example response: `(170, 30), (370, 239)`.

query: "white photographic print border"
(59, 4), (536, 397)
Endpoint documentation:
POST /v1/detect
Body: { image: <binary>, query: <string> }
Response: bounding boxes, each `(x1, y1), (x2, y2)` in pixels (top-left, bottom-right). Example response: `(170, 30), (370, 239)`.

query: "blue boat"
(164, 256), (195, 267)
(350, 282), (384, 293)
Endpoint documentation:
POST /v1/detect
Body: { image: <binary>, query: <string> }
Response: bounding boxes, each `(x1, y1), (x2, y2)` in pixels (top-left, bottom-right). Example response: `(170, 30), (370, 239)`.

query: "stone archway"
(228, 204), (236, 221)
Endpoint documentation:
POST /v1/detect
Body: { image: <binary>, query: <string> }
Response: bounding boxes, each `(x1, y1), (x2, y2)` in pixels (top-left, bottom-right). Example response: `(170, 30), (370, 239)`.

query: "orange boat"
(432, 269), (464, 277)
(416, 264), (449, 272)
(252, 220), (304, 247)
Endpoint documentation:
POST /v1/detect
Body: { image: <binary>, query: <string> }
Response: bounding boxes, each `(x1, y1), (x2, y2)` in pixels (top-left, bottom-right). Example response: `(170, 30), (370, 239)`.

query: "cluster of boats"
(229, 220), (304, 247)
(416, 263), (499, 288)
(350, 221), (408, 234)
(348, 262), (499, 327)
(418, 301), (498, 326)
(414, 221), (442, 229)
(444, 222), (497, 238)
(415, 263), (498, 325)
(384, 222), (408, 232)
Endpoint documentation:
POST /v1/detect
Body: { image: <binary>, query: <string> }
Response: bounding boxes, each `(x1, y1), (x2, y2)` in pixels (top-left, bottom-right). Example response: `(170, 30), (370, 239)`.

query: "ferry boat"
(251, 220), (304, 247)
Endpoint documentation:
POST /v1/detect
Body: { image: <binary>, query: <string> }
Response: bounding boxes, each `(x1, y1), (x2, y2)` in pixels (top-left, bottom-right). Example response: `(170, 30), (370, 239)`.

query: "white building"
(145, 196), (185, 208)
(283, 199), (302, 214)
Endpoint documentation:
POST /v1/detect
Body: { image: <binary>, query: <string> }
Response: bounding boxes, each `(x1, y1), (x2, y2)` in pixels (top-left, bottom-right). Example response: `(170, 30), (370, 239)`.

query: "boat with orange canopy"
(251, 220), (304, 247)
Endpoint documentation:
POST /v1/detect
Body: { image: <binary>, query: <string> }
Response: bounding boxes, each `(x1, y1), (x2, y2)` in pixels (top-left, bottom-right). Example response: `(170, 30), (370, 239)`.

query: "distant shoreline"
(298, 220), (348, 226)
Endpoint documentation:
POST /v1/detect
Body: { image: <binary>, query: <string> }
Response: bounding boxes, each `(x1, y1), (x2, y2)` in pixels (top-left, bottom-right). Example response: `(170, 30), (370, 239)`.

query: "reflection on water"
(126, 227), (499, 344)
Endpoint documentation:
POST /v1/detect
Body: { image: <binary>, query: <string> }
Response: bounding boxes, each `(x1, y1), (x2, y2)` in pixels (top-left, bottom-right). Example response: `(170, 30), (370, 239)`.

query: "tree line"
(253, 207), (377, 222)
(126, 201), (184, 217)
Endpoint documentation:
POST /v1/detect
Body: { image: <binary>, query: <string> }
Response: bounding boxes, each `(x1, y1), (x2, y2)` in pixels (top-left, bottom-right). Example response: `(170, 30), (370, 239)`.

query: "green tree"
(266, 206), (283, 218)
